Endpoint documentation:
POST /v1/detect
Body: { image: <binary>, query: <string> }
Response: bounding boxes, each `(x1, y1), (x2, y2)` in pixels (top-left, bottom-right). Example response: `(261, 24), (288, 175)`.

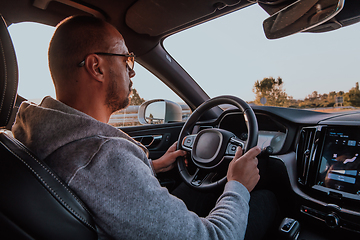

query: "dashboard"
(130, 104), (360, 238)
(218, 111), (288, 154)
(208, 107), (360, 237)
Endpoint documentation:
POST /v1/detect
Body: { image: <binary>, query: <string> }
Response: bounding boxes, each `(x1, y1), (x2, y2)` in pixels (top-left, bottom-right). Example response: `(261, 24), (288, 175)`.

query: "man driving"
(12, 15), (277, 239)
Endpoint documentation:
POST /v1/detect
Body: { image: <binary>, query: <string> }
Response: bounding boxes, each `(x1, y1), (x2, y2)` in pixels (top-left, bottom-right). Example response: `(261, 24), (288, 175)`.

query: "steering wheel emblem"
(191, 128), (238, 169)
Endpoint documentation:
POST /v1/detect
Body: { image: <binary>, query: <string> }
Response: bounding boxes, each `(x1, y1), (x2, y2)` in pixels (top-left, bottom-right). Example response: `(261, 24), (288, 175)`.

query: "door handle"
(134, 135), (162, 148)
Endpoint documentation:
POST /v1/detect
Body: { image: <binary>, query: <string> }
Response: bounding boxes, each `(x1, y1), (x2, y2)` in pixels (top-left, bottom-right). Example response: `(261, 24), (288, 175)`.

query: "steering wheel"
(176, 95), (258, 190)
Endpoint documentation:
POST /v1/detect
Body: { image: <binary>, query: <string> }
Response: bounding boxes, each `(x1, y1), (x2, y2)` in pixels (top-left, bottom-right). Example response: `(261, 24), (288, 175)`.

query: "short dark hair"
(48, 15), (110, 85)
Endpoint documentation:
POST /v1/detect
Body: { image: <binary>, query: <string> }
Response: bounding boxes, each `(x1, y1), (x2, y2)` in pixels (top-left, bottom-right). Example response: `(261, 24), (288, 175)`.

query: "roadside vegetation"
(252, 77), (360, 111)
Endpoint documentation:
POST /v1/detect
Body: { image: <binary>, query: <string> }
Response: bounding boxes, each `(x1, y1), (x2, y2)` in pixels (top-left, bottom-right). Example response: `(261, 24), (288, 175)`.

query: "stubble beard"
(106, 71), (132, 113)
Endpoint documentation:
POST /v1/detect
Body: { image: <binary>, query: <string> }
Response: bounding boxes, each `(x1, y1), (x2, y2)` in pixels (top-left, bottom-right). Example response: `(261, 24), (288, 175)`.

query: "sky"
(8, 4), (360, 104)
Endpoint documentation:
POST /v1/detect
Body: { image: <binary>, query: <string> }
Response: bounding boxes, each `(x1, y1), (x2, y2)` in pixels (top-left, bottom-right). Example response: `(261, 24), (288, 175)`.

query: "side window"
(9, 22), (56, 103)
(109, 65), (190, 127)
(9, 22), (189, 127)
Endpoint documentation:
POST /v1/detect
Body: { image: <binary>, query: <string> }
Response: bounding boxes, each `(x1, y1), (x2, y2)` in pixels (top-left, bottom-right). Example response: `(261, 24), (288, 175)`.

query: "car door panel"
(121, 122), (184, 159)
(121, 123), (184, 190)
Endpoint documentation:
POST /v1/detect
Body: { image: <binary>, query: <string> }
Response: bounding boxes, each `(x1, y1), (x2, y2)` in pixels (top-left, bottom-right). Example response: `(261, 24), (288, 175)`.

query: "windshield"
(164, 4), (360, 112)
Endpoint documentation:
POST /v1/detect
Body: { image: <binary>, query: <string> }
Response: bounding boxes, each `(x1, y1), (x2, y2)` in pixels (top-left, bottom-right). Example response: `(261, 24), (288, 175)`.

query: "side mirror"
(263, 0), (344, 39)
(138, 99), (183, 124)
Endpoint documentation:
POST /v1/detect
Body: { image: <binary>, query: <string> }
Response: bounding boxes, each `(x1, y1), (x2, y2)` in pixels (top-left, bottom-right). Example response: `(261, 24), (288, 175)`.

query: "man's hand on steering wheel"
(152, 141), (187, 173)
(227, 146), (261, 192)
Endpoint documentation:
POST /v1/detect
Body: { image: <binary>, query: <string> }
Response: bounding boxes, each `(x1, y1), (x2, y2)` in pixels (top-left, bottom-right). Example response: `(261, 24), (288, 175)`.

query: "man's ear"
(84, 54), (105, 82)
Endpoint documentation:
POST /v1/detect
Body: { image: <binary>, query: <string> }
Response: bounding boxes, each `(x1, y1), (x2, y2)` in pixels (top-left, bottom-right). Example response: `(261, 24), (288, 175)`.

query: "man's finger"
(175, 149), (187, 157)
(169, 142), (177, 150)
(235, 146), (261, 161)
(234, 146), (243, 159)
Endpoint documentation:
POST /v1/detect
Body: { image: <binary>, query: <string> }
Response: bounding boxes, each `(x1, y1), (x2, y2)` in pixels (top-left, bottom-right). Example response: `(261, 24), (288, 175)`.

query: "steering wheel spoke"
(225, 137), (245, 157)
(181, 134), (197, 151)
(190, 168), (217, 187)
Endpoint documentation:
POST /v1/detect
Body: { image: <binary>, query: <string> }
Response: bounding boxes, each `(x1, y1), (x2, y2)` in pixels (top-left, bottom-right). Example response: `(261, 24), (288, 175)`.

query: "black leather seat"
(0, 15), (97, 239)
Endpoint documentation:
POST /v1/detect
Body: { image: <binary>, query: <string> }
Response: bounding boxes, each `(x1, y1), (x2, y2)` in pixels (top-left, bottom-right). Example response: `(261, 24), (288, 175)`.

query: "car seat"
(0, 14), (97, 239)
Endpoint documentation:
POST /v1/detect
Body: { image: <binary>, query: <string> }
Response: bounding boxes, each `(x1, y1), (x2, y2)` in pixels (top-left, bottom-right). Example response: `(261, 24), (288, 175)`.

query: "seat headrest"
(0, 14), (18, 127)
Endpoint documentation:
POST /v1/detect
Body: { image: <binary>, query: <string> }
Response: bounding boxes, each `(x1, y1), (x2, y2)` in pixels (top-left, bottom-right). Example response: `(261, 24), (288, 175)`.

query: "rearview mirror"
(263, 0), (344, 39)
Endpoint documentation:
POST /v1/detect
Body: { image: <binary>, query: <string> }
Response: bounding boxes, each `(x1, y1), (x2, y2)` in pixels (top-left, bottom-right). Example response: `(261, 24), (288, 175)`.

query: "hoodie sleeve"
(66, 137), (250, 240)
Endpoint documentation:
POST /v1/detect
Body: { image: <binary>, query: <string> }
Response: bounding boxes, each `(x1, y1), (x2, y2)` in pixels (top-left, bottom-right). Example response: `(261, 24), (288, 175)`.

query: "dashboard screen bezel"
(312, 126), (360, 201)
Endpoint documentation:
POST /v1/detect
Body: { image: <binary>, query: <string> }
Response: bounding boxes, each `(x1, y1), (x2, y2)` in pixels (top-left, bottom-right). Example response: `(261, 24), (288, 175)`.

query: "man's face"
(106, 65), (133, 112)
(104, 25), (135, 113)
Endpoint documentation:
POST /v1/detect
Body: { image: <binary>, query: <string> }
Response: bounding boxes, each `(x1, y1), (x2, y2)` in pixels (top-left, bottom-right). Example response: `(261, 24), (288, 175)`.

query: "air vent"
(296, 127), (319, 185)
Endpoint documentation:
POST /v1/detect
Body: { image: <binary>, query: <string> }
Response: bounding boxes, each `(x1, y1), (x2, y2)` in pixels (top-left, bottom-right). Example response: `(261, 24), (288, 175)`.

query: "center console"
(296, 125), (360, 233)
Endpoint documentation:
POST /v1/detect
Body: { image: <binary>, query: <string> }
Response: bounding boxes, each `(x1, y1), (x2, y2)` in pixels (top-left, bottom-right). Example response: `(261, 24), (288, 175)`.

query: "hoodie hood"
(12, 96), (147, 160)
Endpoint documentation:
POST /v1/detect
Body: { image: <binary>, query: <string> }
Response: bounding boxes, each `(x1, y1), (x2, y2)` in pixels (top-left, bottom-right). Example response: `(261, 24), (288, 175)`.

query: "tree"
(252, 77), (290, 107)
(344, 82), (360, 107)
(297, 91), (336, 108)
(129, 88), (145, 105)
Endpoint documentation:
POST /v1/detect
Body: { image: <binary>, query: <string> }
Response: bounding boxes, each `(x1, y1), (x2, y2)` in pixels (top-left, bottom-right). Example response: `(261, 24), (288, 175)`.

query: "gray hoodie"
(12, 96), (250, 240)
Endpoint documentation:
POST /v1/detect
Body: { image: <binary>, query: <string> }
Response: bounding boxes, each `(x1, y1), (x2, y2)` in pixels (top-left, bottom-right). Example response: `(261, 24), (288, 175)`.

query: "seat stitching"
(0, 29), (19, 125)
(5, 41), (18, 124)
(0, 139), (96, 231)
(0, 38), (8, 115)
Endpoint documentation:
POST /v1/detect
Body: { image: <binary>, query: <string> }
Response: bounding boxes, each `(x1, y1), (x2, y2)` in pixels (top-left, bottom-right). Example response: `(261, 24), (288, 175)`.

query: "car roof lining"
(0, 0), (255, 52)
(33, 0), (105, 20)
(125, 0), (243, 36)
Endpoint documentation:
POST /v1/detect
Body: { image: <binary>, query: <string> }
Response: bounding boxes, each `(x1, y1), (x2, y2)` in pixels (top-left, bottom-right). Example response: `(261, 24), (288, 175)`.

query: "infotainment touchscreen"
(316, 127), (360, 197)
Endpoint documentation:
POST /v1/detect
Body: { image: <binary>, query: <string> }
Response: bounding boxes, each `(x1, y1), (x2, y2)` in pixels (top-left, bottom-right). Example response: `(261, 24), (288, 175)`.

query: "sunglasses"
(78, 52), (135, 70)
